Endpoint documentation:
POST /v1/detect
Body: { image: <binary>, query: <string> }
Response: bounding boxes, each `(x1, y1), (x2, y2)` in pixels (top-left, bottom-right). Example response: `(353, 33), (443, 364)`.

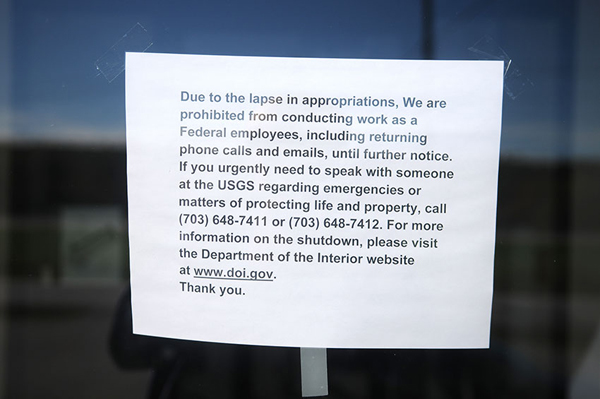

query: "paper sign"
(126, 53), (503, 348)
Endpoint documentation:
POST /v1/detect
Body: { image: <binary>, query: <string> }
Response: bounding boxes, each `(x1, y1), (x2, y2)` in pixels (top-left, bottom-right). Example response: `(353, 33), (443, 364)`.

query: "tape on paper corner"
(95, 23), (153, 83)
(468, 35), (533, 99)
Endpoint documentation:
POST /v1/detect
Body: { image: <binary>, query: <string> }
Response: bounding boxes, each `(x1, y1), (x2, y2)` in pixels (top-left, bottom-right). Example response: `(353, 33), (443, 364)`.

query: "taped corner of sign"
(95, 23), (153, 83)
(468, 35), (533, 100)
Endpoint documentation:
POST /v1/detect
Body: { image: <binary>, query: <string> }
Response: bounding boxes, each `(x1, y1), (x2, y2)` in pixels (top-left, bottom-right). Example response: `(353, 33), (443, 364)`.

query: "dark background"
(1, 0), (599, 397)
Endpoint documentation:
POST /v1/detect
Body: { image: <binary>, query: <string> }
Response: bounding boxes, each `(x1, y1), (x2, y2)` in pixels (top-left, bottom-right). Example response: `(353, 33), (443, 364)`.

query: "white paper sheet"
(126, 52), (503, 348)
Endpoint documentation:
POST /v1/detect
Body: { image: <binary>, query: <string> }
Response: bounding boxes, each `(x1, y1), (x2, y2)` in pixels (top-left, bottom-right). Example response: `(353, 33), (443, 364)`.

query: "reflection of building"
(7, 146), (129, 281)
(4, 143), (600, 397)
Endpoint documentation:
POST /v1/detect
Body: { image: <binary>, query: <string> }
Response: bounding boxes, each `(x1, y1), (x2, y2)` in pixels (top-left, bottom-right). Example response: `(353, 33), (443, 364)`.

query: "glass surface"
(1, 0), (599, 397)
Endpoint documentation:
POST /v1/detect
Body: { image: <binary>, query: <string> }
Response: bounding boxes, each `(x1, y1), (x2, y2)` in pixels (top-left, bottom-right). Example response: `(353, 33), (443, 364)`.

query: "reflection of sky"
(6, 0), (600, 159)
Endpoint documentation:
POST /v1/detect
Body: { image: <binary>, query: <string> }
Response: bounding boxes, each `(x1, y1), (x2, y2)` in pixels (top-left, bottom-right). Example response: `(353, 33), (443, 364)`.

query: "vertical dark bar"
(553, 1), (576, 398)
(0, 0), (9, 390)
(421, 0), (434, 59)
(0, 147), (8, 398)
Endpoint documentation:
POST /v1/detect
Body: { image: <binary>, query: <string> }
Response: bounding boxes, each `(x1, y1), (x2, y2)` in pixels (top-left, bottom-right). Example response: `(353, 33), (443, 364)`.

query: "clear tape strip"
(468, 35), (533, 99)
(95, 23), (153, 83)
